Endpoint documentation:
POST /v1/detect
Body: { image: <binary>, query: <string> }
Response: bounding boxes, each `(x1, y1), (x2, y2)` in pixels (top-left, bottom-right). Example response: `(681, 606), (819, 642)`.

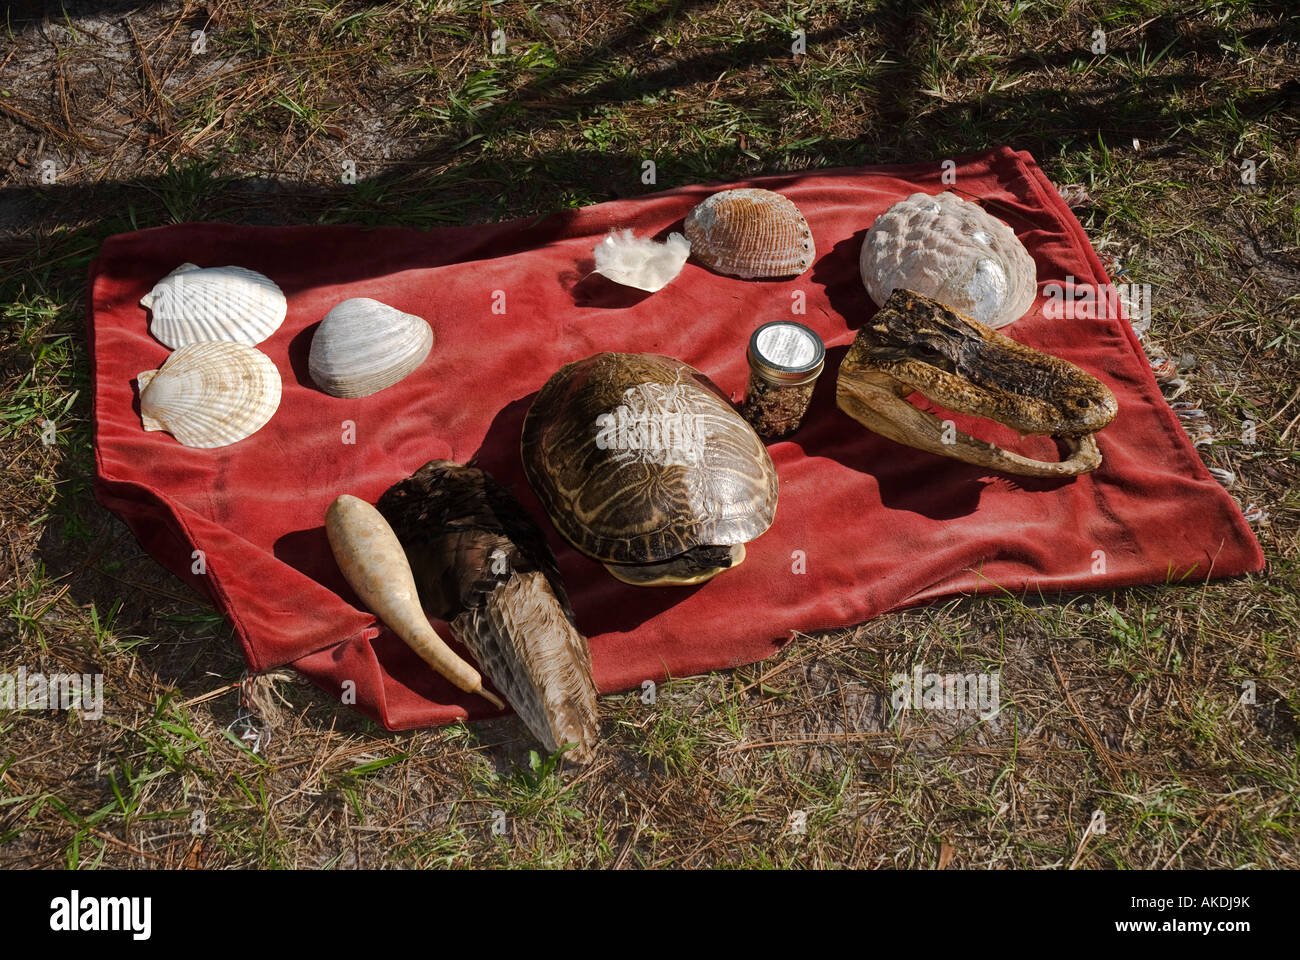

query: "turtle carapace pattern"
(522, 352), (778, 586)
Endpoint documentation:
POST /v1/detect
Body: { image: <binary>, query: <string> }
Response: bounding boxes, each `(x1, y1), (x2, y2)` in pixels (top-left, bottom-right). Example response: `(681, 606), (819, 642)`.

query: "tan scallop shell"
(684, 188), (815, 278)
(141, 263), (287, 348)
(308, 298), (433, 399)
(137, 341), (281, 448)
(859, 192), (1037, 329)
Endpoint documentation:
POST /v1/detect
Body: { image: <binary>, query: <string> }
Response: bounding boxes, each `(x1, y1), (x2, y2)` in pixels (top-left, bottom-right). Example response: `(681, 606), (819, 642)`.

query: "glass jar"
(740, 321), (825, 441)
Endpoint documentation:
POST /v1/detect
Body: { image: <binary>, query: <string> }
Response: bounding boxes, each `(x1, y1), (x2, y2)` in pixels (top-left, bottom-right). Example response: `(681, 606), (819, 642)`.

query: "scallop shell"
(859, 192), (1037, 329)
(684, 188), (815, 278)
(137, 341), (281, 448)
(141, 263), (287, 348)
(308, 298), (433, 399)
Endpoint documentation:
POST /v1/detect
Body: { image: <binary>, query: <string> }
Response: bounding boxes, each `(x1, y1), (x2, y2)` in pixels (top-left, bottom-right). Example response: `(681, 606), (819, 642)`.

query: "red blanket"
(88, 147), (1264, 730)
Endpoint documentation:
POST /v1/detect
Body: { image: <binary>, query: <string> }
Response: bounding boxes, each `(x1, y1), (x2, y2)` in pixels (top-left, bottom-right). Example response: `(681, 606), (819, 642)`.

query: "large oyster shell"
(859, 192), (1037, 329)
(137, 341), (281, 448)
(684, 188), (814, 278)
(307, 297), (433, 399)
(142, 263), (287, 348)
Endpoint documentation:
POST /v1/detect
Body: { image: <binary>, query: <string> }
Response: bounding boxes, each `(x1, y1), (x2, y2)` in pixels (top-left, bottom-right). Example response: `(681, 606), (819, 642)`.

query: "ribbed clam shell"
(308, 298), (433, 399)
(684, 188), (815, 278)
(137, 341), (281, 448)
(860, 192), (1037, 329)
(141, 263), (287, 348)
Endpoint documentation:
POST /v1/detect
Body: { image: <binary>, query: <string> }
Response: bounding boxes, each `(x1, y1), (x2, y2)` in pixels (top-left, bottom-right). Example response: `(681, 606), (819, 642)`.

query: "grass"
(0, 0), (1297, 868)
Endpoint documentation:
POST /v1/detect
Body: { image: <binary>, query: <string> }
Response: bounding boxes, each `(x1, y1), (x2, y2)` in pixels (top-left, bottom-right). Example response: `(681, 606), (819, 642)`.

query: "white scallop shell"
(308, 298), (433, 399)
(141, 263), (287, 348)
(138, 341), (281, 448)
(684, 188), (814, 278)
(859, 192), (1037, 329)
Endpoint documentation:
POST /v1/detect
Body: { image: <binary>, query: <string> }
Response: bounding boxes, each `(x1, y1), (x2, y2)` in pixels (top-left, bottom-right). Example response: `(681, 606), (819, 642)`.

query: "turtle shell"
(522, 353), (778, 565)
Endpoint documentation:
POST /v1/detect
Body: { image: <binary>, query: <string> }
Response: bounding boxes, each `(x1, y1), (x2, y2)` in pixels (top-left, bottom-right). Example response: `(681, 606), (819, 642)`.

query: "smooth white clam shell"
(138, 341), (281, 448)
(859, 192), (1037, 329)
(308, 297), (433, 399)
(141, 263), (287, 348)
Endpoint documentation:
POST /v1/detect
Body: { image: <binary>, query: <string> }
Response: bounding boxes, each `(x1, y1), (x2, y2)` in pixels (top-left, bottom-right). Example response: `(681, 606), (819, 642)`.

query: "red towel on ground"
(88, 146), (1264, 730)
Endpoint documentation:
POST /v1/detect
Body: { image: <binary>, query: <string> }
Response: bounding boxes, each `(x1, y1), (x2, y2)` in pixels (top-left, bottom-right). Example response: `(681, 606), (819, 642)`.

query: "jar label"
(756, 324), (817, 369)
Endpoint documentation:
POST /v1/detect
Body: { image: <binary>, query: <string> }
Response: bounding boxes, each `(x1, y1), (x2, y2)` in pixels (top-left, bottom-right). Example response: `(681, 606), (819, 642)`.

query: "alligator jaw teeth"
(836, 366), (1102, 478)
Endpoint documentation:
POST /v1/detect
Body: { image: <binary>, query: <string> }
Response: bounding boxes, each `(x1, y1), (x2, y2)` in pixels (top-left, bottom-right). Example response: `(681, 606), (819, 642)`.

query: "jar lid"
(747, 321), (825, 385)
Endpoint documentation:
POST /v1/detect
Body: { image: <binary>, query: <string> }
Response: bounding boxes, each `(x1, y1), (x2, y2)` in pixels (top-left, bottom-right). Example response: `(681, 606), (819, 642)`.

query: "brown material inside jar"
(742, 370), (817, 441)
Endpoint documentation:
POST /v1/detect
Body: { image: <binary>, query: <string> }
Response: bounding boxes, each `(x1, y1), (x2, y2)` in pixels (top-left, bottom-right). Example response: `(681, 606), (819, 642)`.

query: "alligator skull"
(836, 289), (1118, 477)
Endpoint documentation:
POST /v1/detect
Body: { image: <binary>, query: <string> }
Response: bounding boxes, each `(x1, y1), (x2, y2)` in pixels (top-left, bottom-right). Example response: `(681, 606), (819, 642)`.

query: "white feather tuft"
(592, 229), (690, 292)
